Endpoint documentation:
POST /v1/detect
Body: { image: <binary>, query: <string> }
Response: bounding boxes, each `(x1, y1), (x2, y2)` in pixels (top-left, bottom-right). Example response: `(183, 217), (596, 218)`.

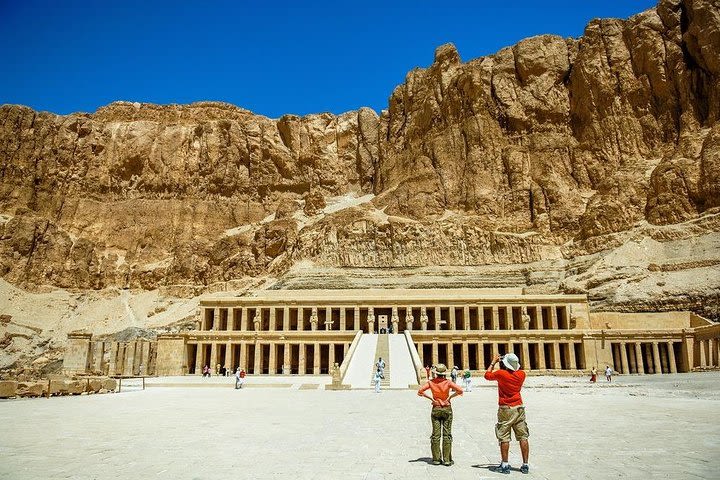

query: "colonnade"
(188, 341), (350, 375)
(200, 304), (574, 333)
(610, 341), (682, 374)
(696, 337), (720, 369)
(415, 340), (584, 371)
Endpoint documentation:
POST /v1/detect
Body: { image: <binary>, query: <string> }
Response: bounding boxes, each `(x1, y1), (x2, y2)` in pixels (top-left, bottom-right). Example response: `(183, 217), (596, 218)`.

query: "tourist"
(590, 366), (597, 383)
(484, 353), (530, 475)
(451, 365), (458, 384)
(463, 368), (472, 392)
(605, 365), (613, 382)
(425, 365), (431, 380)
(376, 357), (386, 376)
(235, 368), (244, 389)
(202, 365), (211, 378)
(417, 363), (463, 466)
(374, 368), (383, 393)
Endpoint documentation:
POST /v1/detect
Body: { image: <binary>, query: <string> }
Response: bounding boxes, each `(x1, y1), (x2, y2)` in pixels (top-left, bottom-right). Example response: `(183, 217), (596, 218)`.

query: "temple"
(64, 288), (720, 383)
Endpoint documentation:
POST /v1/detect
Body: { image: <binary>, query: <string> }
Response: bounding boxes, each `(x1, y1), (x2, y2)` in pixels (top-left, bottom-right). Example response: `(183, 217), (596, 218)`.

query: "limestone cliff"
(0, 0), (718, 321)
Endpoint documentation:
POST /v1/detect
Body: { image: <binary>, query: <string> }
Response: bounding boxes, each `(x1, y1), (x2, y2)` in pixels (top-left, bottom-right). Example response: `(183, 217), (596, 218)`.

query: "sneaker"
(432, 460), (441, 466)
(490, 464), (511, 474)
(520, 464), (529, 474)
(443, 460), (454, 467)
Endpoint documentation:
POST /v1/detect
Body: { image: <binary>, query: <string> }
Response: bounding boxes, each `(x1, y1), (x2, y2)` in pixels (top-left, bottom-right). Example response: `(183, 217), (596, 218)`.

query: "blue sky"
(0, 0), (657, 118)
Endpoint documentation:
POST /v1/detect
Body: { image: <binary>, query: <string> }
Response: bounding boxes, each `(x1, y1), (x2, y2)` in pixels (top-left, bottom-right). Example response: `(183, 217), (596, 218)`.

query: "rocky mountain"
(0, 0), (718, 321)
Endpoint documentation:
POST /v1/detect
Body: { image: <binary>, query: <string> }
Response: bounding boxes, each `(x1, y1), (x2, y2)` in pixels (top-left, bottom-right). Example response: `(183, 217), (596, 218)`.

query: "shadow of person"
(408, 457), (435, 464)
(471, 463), (496, 469)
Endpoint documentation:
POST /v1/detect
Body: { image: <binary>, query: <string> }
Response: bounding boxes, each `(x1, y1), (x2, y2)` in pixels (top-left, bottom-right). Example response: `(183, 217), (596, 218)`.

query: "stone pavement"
(0, 373), (719, 480)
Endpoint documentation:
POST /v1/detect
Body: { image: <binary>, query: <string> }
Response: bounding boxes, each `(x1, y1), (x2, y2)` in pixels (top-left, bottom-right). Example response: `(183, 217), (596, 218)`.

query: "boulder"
(0, 380), (18, 398)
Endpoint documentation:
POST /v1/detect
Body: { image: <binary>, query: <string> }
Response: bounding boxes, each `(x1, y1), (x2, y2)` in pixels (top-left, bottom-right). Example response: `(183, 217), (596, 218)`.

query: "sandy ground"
(0, 372), (718, 480)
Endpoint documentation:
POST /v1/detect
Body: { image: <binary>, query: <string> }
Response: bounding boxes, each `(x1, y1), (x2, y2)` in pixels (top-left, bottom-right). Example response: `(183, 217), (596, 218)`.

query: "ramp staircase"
(371, 333), (391, 388)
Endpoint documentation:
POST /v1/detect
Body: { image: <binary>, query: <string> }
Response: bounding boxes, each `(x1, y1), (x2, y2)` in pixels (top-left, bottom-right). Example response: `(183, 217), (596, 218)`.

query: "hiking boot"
(431, 460), (442, 466)
(520, 464), (529, 474)
(443, 460), (454, 466)
(490, 464), (511, 474)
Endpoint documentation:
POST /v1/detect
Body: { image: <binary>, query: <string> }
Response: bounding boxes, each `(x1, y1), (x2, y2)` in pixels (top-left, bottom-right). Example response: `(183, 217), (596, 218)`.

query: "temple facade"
(148, 288), (720, 378)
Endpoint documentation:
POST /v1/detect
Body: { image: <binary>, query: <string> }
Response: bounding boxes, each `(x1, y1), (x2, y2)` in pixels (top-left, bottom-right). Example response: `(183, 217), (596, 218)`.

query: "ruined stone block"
(17, 381), (46, 397)
(0, 380), (18, 398)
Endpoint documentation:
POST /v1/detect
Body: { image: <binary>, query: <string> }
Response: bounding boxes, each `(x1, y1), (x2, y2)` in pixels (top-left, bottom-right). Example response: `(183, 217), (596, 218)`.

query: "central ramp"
(389, 335), (418, 388)
(342, 334), (378, 389)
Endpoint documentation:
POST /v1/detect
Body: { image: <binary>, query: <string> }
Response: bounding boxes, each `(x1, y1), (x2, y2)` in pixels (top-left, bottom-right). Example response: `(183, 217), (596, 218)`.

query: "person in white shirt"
(605, 365), (613, 382)
(374, 368), (383, 393)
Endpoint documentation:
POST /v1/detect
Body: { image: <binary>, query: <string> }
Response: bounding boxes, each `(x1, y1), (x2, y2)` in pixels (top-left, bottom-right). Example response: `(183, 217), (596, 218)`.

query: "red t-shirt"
(484, 369), (526, 406)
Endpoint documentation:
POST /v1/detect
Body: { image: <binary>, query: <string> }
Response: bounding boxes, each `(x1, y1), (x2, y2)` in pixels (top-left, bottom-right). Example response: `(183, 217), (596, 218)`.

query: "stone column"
(568, 342), (576, 370)
(367, 307), (375, 333)
(354, 307), (360, 331)
(299, 345), (306, 374)
(340, 308), (346, 331)
(699, 340), (707, 368)
(491, 343), (499, 360)
(224, 342), (232, 370)
(477, 343), (485, 368)
(434, 307), (442, 330)
(635, 343), (645, 374)
(310, 307), (319, 331)
(491, 306), (499, 330)
(210, 343), (218, 372)
(644, 343), (654, 373)
(239, 343), (247, 371)
(212, 307), (219, 330)
(268, 343), (277, 374)
(449, 307), (456, 330)
(620, 342), (629, 374)
(405, 306), (414, 331)
(325, 307), (333, 331)
(391, 306), (399, 333)
(535, 306), (543, 330)
(228, 308), (235, 331)
(313, 342), (321, 375)
(420, 307), (428, 331)
(283, 307), (290, 331)
(652, 342), (662, 374)
(195, 343), (203, 374)
(522, 341), (531, 372)
(506, 307), (514, 330)
(463, 306), (470, 330)
(432, 342), (439, 365)
(627, 343), (637, 373)
(417, 343), (424, 365)
(462, 342), (469, 369)
(478, 306), (484, 330)
(447, 343), (454, 367)
(269, 307), (277, 331)
(552, 343), (561, 369)
(667, 342), (677, 373)
(538, 342), (546, 370)
(241, 307), (248, 331)
(298, 307), (305, 331)
(254, 343), (262, 374)
(283, 342), (291, 374)
(550, 306), (558, 330)
(329, 344), (336, 369)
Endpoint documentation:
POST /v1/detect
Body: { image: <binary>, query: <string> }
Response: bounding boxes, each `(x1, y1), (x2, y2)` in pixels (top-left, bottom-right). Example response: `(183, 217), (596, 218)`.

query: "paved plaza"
(1, 372), (719, 479)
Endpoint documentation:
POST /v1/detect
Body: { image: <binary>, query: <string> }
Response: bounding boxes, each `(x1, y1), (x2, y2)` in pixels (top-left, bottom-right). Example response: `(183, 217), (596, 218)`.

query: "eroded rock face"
(0, 0), (718, 319)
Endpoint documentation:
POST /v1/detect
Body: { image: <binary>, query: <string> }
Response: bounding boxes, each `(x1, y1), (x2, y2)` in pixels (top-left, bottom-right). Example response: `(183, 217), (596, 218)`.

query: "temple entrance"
(378, 314), (389, 333)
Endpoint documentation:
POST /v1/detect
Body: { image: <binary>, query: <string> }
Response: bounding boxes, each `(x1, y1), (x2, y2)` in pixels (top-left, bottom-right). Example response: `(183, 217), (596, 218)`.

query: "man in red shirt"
(484, 353), (530, 474)
(417, 363), (463, 466)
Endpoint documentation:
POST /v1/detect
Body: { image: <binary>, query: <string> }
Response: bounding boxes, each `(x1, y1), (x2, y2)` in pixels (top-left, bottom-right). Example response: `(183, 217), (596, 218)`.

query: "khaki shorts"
(495, 405), (529, 443)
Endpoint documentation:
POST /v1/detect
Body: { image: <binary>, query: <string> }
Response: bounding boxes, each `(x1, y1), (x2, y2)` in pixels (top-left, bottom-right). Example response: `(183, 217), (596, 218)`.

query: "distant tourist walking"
(202, 365), (211, 378)
(605, 365), (613, 382)
(417, 364), (463, 466)
(425, 365), (431, 381)
(463, 369), (472, 392)
(374, 368), (383, 393)
(376, 357), (386, 376)
(484, 353), (530, 475)
(590, 367), (597, 383)
(451, 366), (459, 384)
